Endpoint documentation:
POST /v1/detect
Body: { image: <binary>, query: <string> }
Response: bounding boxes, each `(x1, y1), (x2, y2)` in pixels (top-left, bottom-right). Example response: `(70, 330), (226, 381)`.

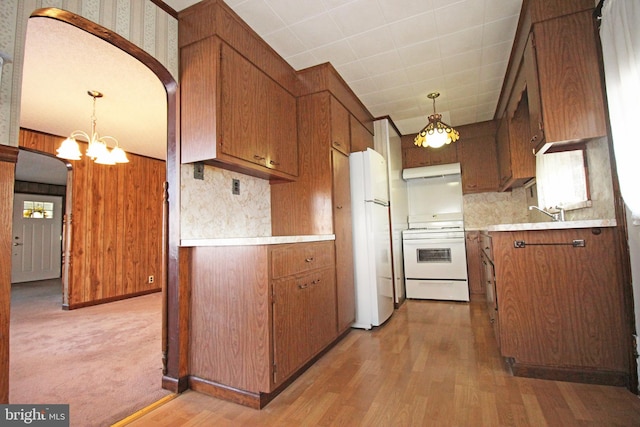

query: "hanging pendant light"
(56, 90), (129, 164)
(414, 92), (460, 149)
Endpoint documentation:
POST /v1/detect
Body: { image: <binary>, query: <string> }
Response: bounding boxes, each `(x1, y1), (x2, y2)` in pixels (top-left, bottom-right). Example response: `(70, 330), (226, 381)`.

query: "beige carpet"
(9, 279), (172, 427)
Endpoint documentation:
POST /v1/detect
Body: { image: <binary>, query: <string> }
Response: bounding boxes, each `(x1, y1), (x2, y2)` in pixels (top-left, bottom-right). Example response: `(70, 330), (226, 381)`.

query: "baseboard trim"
(64, 288), (161, 310)
(162, 375), (189, 393)
(188, 328), (353, 409)
(509, 360), (629, 387)
(189, 377), (262, 409)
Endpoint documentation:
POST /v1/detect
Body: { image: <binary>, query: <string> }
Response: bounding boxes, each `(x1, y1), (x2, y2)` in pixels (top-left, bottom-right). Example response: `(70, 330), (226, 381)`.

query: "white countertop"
(180, 234), (335, 247)
(486, 219), (616, 232)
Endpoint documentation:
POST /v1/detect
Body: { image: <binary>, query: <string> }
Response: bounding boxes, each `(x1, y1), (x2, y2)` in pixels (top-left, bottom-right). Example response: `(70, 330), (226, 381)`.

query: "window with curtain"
(536, 149), (590, 211)
(599, 0), (640, 224)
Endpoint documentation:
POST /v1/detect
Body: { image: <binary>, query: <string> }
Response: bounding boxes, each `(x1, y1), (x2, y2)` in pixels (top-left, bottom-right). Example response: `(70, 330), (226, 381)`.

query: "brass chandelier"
(56, 90), (129, 165)
(414, 92), (460, 149)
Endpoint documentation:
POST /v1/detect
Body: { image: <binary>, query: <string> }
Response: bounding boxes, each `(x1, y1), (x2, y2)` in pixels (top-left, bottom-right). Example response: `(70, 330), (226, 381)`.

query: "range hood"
(402, 163), (461, 180)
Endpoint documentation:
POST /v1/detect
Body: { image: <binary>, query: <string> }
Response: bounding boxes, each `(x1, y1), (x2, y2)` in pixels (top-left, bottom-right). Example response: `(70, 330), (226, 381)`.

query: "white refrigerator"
(350, 148), (394, 329)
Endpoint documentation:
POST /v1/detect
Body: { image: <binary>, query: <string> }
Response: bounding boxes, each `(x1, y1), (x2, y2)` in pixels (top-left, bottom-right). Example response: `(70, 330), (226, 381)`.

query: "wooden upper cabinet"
(181, 37), (298, 181)
(402, 146), (428, 169)
(330, 97), (350, 155)
(457, 121), (499, 194)
(350, 115), (373, 153)
(499, 85), (536, 191)
(522, 10), (606, 154)
(402, 134), (459, 169)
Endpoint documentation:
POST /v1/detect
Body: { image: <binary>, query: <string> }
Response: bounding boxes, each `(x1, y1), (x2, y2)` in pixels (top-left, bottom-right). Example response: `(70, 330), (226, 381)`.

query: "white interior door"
(11, 193), (63, 283)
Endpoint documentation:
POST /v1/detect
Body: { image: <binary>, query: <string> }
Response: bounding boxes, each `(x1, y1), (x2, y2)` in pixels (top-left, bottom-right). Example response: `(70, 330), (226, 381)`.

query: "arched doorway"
(5, 6), (180, 421)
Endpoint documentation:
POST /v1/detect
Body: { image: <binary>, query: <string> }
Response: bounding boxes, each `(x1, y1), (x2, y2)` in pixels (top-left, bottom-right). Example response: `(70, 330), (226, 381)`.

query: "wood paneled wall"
(19, 129), (164, 308)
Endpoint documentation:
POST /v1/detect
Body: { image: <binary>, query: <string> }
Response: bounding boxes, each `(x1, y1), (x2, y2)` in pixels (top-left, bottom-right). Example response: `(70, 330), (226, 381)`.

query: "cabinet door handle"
(305, 257), (314, 263)
(269, 159), (280, 166)
(336, 205), (343, 209)
(298, 283), (309, 290)
(311, 279), (321, 285)
(253, 155), (265, 161)
(334, 141), (342, 147)
(530, 135), (538, 143)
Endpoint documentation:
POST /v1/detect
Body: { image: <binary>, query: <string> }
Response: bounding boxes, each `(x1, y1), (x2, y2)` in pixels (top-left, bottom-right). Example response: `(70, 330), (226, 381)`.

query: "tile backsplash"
(181, 164), (271, 239)
(463, 187), (529, 230)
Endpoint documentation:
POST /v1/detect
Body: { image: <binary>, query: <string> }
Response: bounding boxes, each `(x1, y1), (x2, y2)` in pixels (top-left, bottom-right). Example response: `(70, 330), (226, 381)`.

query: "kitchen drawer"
(271, 241), (334, 279)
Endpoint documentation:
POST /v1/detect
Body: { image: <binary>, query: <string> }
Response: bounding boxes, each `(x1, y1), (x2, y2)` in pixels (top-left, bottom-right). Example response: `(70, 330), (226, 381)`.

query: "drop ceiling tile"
(404, 60), (444, 84)
(478, 76), (506, 93)
(321, 0), (355, 10)
(438, 26), (484, 58)
(347, 26), (397, 60)
(262, 28), (307, 58)
(434, 0), (486, 37)
(289, 13), (345, 48)
(347, 77), (379, 96)
(444, 68), (481, 87)
(410, 76), (447, 96)
(232, 0), (286, 35)
(370, 69), (411, 91)
(482, 16), (519, 45)
(480, 60), (508, 81)
(446, 82), (480, 101)
(441, 50), (482, 72)
(388, 11), (440, 47)
(284, 51), (320, 70)
(484, 0), (522, 22)
(358, 50), (405, 77)
(377, 0), (435, 23)
(310, 40), (357, 66)
(396, 39), (443, 68)
(481, 41), (512, 65)
(329, 0), (387, 37)
(266, 0), (328, 26)
(334, 60), (370, 81)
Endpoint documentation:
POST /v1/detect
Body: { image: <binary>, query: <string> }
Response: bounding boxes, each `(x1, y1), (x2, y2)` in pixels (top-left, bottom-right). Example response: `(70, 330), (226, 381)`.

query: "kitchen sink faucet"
(529, 205), (565, 222)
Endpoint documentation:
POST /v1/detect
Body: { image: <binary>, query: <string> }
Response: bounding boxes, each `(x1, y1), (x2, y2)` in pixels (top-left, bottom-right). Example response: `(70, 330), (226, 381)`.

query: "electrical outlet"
(232, 179), (240, 195)
(148, 275), (154, 284)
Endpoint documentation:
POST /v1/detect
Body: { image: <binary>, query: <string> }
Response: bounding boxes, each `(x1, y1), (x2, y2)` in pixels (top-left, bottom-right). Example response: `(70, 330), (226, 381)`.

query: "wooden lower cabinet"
(490, 227), (630, 385)
(187, 240), (339, 408)
(273, 267), (336, 383)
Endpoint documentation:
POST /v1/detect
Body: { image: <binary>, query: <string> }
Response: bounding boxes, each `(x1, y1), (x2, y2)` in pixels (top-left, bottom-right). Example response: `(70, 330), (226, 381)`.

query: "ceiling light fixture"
(414, 92), (460, 149)
(56, 90), (129, 164)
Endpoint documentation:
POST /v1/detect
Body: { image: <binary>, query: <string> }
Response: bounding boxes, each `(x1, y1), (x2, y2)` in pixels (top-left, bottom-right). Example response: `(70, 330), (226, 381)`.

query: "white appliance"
(350, 148), (394, 329)
(373, 119), (408, 305)
(402, 163), (469, 302)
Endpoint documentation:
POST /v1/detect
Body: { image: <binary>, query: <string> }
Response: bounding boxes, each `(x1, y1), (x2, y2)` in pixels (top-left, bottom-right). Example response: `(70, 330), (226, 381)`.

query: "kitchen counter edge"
(485, 219), (617, 232)
(180, 234), (336, 247)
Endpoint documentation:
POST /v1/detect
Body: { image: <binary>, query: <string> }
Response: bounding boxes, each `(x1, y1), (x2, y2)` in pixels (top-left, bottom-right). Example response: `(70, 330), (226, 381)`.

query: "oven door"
(402, 236), (468, 281)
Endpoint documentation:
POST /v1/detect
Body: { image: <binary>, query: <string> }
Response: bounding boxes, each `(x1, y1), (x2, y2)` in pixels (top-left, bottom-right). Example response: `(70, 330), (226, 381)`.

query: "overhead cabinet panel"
(531, 10), (607, 151)
(181, 37), (298, 181)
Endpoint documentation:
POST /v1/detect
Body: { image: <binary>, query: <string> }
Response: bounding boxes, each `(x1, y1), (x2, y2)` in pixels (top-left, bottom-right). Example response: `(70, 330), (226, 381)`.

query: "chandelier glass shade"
(56, 90), (129, 164)
(414, 92), (460, 149)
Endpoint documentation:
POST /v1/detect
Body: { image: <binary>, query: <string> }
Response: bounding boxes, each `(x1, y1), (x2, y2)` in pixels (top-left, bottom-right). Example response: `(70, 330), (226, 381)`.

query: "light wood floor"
(125, 300), (640, 426)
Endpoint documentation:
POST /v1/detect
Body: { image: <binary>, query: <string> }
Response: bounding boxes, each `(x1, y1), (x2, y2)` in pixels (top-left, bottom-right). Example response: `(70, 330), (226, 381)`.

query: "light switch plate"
(194, 162), (204, 180)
